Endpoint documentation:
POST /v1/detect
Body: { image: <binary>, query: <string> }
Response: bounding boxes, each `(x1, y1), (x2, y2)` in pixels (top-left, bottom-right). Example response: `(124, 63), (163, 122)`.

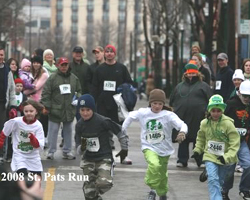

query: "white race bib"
(236, 128), (247, 136)
(207, 140), (225, 156)
(86, 137), (100, 152)
(103, 81), (116, 91)
(59, 84), (71, 94)
(215, 81), (222, 90)
(146, 131), (165, 144)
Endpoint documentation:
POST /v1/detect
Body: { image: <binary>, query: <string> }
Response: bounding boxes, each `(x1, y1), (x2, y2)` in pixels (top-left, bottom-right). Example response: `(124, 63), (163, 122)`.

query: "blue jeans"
(205, 161), (233, 200)
(223, 141), (250, 192)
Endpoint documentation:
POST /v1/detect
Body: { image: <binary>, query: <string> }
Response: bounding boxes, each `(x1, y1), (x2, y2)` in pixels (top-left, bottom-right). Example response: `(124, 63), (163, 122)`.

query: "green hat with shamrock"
(207, 94), (227, 112)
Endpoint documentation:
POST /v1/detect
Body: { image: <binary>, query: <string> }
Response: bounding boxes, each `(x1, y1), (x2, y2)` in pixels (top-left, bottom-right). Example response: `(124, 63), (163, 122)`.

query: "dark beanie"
(31, 56), (43, 65)
(77, 94), (96, 112)
(149, 89), (166, 105)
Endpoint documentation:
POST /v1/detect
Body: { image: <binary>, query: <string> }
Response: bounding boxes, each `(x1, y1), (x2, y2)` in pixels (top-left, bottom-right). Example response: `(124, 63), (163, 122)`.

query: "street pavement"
(4, 98), (242, 200)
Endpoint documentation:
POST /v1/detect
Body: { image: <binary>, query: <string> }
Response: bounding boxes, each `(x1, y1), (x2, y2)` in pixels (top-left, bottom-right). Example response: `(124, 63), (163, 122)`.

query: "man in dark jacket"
(92, 44), (133, 164)
(214, 53), (234, 102)
(70, 46), (89, 95)
(87, 46), (105, 94)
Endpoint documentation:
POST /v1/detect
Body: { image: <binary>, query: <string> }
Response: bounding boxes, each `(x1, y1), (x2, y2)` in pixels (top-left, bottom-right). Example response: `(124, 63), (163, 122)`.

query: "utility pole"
(29, 0), (32, 58)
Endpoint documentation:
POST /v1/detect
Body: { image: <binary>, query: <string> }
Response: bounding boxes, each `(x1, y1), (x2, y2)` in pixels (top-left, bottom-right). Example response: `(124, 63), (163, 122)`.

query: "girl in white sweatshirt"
(122, 89), (188, 200)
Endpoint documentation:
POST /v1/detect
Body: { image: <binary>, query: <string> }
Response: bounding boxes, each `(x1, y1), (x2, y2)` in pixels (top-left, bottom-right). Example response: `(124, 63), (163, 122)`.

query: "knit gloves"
(115, 149), (128, 163)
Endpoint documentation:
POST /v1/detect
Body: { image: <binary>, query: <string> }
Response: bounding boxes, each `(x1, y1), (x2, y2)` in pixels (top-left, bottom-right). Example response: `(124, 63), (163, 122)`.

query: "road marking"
(43, 168), (56, 200)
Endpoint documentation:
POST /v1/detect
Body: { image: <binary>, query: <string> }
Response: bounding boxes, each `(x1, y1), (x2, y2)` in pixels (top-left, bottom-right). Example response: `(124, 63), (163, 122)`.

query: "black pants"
(177, 137), (203, 166)
(39, 114), (48, 138)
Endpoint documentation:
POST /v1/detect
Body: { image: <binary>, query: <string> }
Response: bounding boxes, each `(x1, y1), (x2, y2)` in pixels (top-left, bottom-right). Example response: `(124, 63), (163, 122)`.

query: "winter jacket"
(41, 69), (81, 123)
(4, 66), (16, 108)
(225, 95), (250, 145)
(69, 60), (90, 94)
(170, 76), (212, 140)
(193, 114), (240, 165)
(92, 62), (133, 110)
(199, 65), (211, 85)
(19, 70), (34, 90)
(214, 66), (234, 102)
(24, 72), (49, 101)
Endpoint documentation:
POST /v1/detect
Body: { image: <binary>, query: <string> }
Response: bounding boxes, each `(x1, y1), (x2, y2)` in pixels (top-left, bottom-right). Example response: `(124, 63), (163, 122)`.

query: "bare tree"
(43, 27), (71, 58)
(0, 0), (26, 50)
(143, 0), (182, 95)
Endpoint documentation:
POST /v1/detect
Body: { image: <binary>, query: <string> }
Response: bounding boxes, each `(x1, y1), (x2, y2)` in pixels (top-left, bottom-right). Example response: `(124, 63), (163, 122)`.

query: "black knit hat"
(31, 56), (43, 65)
(77, 94), (96, 112)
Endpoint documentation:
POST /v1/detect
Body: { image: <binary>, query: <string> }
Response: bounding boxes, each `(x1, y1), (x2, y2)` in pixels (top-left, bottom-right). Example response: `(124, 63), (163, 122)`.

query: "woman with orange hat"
(170, 60), (212, 167)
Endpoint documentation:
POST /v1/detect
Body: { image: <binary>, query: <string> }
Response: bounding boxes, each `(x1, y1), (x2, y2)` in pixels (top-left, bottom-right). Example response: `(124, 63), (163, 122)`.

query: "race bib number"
(103, 81), (116, 91)
(146, 131), (165, 144)
(215, 81), (222, 90)
(207, 141), (225, 156)
(236, 128), (247, 136)
(59, 84), (71, 94)
(86, 137), (100, 152)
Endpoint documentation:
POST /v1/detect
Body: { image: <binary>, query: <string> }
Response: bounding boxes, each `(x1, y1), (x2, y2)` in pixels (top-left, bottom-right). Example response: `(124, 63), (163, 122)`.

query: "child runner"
(192, 94), (240, 200)
(75, 94), (128, 200)
(122, 89), (188, 200)
(0, 99), (45, 178)
(222, 80), (250, 200)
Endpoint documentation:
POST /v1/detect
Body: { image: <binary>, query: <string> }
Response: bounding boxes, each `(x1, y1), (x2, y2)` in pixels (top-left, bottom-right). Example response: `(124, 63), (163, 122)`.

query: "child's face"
(151, 101), (164, 113)
(15, 83), (23, 93)
(239, 94), (250, 105)
(233, 78), (242, 88)
(210, 108), (223, 121)
(23, 104), (38, 122)
(10, 60), (17, 72)
(23, 65), (31, 72)
(79, 107), (93, 121)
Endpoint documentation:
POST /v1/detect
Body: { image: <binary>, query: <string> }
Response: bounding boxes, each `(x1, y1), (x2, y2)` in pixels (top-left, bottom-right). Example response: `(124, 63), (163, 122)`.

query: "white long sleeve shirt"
(3, 117), (44, 171)
(122, 107), (188, 156)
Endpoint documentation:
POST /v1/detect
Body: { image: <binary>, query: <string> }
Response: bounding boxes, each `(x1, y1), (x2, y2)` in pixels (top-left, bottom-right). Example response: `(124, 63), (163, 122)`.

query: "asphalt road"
(3, 98), (242, 200)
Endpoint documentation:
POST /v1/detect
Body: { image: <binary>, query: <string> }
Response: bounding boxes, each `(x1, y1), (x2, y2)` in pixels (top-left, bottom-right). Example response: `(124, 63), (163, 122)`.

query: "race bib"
(146, 131), (165, 144)
(103, 81), (116, 91)
(207, 140), (225, 156)
(86, 137), (100, 152)
(59, 84), (71, 94)
(215, 81), (222, 90)
(236, 128), (247, 136)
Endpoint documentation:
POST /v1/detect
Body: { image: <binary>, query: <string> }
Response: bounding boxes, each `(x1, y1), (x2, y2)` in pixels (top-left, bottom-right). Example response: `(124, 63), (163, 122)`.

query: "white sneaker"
(62, 152), (75, 160)
(121, 157), (132, 165)
(47, 153), (54, 160)
(235, 164), (243, 173)
(176, 162), (187, 167)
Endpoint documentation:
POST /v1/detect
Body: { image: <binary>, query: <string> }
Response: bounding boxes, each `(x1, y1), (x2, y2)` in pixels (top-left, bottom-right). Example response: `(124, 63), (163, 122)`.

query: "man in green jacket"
(41, 57), (81, 160)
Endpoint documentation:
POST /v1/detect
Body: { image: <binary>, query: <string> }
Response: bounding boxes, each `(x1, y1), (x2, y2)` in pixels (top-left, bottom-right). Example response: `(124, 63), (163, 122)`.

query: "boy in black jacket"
(75, 94), (129, 200)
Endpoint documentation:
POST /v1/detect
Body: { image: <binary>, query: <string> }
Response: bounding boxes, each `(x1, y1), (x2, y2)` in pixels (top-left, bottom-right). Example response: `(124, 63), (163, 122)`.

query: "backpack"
(117, 83), (137, 111)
